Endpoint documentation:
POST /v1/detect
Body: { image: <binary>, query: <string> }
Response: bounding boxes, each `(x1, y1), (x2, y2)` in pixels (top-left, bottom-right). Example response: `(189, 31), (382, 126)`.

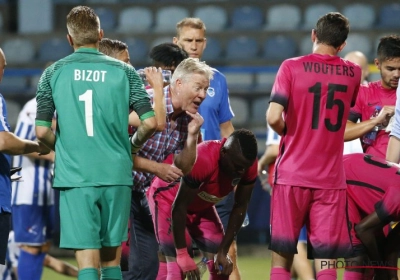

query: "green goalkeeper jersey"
(35, 48), (154, 188)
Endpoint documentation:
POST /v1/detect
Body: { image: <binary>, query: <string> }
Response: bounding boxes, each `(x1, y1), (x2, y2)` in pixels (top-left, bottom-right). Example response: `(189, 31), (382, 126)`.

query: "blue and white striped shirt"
(11, 98), (54, 206)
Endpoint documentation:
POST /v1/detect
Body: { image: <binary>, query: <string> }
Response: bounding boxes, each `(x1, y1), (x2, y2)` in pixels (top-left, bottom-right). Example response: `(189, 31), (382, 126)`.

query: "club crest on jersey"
(231, 178), (241, 186)
(207, 87), (215, 97)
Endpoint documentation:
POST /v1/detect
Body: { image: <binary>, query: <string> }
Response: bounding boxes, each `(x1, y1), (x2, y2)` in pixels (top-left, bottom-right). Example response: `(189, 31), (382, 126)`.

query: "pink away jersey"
(348, 81), (396, 158)
(270, 54), (361, 189)
(149, 139), (258, 213)
(344, 153), (400, 215)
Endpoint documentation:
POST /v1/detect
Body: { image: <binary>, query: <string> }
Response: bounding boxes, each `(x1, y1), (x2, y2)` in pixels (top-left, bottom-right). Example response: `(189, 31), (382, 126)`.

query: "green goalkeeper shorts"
(59, 185), (131, 249)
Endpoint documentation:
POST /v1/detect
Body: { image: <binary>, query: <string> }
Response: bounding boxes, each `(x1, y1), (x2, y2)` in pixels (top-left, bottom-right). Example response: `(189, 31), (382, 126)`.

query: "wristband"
(129, 135), (142, 154)
(176, 248), (189, 257)
(176, 248), (197, 272)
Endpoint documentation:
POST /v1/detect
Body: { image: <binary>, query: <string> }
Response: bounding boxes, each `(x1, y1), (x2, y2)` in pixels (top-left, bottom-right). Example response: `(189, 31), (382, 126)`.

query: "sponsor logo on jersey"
(207, 87), (215, 97)
(197, 191), (224, 203)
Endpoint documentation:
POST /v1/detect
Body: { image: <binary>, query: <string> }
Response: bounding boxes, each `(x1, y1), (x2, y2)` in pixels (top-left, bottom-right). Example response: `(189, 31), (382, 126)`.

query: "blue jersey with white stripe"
(198, 68), (234, 141)
(0, 94), (12, 213)
(12, 99), (54, 206)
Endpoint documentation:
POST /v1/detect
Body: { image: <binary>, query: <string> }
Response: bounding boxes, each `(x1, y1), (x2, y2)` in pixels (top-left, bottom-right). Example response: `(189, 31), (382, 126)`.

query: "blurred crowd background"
(1, 0), (399, 244)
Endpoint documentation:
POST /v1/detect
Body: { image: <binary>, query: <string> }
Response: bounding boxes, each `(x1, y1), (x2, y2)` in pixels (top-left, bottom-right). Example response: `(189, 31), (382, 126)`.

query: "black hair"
(377, 35), (400, 62)
(149, 43), (189, 68)
(230, 128), (258, 161)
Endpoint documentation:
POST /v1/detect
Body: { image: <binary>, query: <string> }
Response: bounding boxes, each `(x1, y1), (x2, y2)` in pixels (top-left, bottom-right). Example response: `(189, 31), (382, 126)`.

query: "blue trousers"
(122, 190), (159, 280)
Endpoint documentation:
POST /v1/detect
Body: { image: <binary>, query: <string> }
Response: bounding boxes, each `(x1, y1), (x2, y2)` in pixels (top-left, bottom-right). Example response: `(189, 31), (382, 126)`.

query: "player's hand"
(258, 170), (272, 193)
(375, 106), (395, 127)
(214, 252), (233, 276)
(257, 162), (265, 174)
(144, 67), (164, 90)
(185, 112), (204, 136)
(176, 249), (200, 280)
(155, 163), (183, 182)
(38, 142), (51, 155)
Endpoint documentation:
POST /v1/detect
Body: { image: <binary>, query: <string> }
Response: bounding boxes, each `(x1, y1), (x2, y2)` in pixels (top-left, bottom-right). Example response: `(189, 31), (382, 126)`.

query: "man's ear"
(311, 29), (317, 43)
(66, 34), (74, 47)
(374, 58), (381, 70)
(337, 41), (346, 53)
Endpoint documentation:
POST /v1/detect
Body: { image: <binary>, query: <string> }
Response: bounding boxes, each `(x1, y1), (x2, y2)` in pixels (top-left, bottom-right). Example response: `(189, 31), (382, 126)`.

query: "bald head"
(0, 48), (6, 83)
(344, 51), (369, 83)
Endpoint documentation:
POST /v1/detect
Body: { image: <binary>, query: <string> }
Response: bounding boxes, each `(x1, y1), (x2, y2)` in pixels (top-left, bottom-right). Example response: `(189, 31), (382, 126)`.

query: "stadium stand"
(117, 7), (153, 33)
(231, 5), (264, 30)
(264, 4), (301, 31)
(193, 5), (227, 32)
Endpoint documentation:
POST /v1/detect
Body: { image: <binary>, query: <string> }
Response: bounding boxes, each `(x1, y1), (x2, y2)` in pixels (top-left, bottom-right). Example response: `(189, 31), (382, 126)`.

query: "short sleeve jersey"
(348, 81), (396, 158)
(270, 54), (361, 189)
(183, 140), (257, 212)
(35, 48), (154, 187)
(0, 94), (12, 212)
(344, 153), (400, 214)
(198, 69), (234, 140)
(12, 98), (53, 206)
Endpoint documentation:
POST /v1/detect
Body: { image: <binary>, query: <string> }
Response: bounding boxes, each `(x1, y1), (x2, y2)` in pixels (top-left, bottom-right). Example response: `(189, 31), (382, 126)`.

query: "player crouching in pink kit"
(146, 129), (258, 280)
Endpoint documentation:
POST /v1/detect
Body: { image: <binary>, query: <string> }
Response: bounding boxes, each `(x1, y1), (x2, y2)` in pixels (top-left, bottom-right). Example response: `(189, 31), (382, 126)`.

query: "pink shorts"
(147, 183), (224, 257)
(269, 184), (352, 259)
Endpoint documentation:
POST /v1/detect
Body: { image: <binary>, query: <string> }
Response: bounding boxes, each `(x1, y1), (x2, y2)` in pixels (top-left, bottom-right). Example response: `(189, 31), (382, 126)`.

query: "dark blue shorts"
(0, 212), (11, 265)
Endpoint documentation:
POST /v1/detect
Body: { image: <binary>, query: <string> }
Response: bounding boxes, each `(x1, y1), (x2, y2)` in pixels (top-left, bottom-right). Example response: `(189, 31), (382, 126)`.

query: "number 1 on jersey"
(79, 90), (94, 137)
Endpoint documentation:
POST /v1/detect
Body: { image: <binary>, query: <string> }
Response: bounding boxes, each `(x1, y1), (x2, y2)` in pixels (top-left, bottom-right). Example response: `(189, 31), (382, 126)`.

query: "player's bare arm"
(0, 130), (50, 155)
(345, 106), (395, 141)
(267, 103), (285, 136)
(387, 136), (400, 163)
(35, 126), (55, 151)
(145, 67), (166, 132)
(128, 111), (140, 128)
(258, 144), (279, 174)
(26, 150), (55, 162)
(355, 212), (386, 263)
(355, 212), (391, 279)
(130, 116), (157, 154)
(133, 156), (183, 182)
(215, 182), (253, 276)
(172, 179), (200, 279)
(174, 112), (203, 174)
(172, 179), (197, 250)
